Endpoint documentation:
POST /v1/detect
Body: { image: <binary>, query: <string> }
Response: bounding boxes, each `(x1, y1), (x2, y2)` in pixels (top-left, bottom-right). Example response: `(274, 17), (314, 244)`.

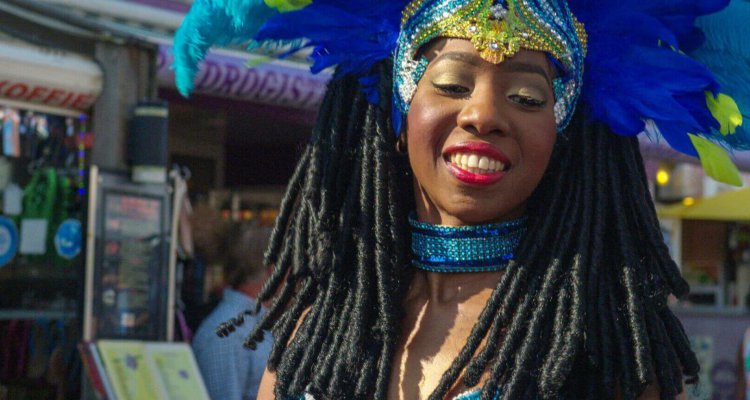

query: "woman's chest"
(387, 302), (490, 400)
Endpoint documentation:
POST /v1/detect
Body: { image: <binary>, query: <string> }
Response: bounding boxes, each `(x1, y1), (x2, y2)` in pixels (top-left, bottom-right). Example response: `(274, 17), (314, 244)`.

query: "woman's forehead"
(423, 38), (553, 74)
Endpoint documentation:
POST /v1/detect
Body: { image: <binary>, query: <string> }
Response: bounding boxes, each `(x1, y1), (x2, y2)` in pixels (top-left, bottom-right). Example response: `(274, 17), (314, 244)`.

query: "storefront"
(0, 1), (328, 397)
(643, 1), (750, 397)
(156, 42), (329, 194)
(658, 187), (750, 399)
(0, 0), (159, 398)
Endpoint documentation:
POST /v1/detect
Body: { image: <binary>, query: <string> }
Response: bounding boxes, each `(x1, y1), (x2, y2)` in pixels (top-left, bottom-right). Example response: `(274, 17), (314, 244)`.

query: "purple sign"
(157, 45), (329, 111)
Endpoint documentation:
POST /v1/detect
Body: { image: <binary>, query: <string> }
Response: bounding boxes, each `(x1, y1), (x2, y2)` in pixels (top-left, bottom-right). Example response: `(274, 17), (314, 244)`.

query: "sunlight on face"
(407, 38), (557, 226)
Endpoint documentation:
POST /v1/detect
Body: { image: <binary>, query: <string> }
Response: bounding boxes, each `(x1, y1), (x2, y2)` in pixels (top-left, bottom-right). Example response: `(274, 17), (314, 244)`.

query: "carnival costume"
(175, 0), (747, 398)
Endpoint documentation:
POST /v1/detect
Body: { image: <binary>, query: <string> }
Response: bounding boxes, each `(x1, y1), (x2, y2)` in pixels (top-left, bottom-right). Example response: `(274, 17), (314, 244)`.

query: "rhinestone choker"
(409, 213), (527, 273)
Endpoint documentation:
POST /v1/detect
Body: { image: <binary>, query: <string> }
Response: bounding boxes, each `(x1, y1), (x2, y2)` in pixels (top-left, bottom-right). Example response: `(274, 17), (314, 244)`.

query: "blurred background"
(0, 0), (747, 399)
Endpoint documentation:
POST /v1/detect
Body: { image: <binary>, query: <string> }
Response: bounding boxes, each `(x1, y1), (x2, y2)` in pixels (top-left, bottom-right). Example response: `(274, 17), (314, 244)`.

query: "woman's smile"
(443, 141), (510, 185)
(407, 38), (557, 226)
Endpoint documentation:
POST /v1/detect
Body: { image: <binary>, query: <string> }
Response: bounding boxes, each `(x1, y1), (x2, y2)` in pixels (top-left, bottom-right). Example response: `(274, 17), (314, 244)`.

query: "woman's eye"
(508, 94), (546, 108)
(435, 84), (470, 95)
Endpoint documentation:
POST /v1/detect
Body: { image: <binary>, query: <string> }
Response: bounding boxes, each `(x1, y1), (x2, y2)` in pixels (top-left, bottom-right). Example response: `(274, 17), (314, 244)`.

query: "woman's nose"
(456, 88), (509, 136)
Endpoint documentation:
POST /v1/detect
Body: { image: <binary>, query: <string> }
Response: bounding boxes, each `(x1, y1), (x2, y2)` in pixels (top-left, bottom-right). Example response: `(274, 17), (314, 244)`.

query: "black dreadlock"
(222, 59), (699, 400)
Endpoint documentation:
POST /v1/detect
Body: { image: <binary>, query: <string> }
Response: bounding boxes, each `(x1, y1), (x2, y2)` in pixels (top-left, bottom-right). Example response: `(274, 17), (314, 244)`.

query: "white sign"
(0, 37), (103, 114)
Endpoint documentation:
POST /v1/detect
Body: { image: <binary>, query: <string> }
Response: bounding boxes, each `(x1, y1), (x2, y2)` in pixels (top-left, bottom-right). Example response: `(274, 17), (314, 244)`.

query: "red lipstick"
(443, 142), (511, 186)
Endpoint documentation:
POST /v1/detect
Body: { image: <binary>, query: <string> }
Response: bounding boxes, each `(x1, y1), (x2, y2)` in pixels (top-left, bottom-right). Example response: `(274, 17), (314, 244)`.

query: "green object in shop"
(19, 167), (73, 264)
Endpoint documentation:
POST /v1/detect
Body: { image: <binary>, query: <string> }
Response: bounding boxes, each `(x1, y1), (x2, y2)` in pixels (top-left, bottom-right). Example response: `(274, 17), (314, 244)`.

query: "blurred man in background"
(192, 223), (273, 400)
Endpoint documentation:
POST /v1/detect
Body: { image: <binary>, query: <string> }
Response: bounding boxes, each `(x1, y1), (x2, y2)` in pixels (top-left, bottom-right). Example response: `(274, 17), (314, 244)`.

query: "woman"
(174, 0), (748, 398)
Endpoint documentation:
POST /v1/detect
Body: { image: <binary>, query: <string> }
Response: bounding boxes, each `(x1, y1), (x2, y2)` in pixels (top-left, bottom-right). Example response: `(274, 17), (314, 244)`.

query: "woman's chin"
(438, 205), (523, 226)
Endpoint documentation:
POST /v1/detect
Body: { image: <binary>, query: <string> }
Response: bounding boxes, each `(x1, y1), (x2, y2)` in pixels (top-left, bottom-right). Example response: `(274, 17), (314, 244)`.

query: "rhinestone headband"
(393, 0), (587, 132)
(409, 213), (527, 273)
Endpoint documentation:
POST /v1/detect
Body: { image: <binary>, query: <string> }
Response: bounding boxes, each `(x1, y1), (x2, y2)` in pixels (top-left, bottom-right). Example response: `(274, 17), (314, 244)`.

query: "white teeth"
(478, 156), (489, 169)
(448, 152), (507, 173)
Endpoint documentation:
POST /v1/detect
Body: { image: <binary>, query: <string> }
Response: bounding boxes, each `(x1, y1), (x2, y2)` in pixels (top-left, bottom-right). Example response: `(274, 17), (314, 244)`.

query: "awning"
(658, 187), (750, 221)
(0, 35), (102, 116)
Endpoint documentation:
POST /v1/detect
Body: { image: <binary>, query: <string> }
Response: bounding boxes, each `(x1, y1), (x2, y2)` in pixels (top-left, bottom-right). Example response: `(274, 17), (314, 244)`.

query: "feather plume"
(691, 0), (750, 150)
(173, 0), (286, 96)
(255, 0), (409, 102)
(568, 0), (738, 162)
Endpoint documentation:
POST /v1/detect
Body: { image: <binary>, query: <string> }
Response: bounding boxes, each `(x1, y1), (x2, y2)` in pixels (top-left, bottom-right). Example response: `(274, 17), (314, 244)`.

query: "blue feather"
(691, 0), (750, 150)
(255, 0), (408, 99)
(173, 0), (279, 96)
(569, 0), (735, 158)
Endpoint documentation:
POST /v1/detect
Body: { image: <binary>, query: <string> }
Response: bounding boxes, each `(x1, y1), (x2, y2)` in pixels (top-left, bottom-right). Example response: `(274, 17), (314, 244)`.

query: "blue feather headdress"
(173, 0), (748, 185)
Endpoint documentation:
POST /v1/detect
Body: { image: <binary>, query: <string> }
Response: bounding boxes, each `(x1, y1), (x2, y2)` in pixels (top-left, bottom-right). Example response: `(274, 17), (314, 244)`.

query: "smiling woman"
(408, 40), (556, 226)
(173, 0), (748, 399)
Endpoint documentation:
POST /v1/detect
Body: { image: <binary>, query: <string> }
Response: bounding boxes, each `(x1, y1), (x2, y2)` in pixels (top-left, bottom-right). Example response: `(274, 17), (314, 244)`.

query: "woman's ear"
(396, 129), (408, 154)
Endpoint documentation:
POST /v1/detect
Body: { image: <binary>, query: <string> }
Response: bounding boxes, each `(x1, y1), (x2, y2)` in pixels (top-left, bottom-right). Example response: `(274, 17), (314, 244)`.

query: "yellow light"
(656, 168), (670, 186)
(682, 197), (695, 206)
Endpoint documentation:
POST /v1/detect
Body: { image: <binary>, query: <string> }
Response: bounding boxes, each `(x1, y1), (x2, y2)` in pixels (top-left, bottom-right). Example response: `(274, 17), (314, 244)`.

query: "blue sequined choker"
(409, 213), (527, 273)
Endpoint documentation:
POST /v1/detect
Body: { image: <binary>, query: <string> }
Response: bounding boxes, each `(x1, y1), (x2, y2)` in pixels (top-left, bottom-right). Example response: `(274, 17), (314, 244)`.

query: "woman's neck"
(409, 269), (504, 304)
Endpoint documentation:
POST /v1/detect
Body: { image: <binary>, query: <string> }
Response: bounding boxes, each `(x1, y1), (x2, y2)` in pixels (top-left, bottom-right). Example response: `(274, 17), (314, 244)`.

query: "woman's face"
(407, 38), (557, 226)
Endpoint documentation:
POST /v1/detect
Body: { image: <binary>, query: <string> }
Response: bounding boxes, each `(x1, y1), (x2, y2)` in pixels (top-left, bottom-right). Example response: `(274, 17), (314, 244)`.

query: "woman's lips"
(443, 142), (511, 186)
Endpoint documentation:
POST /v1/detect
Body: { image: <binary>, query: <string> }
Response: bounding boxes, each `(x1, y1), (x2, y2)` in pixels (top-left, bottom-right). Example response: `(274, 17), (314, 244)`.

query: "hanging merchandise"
(19, 168), (56, 256)
(76, 115), (87, 198)
(0, 215), (19, 267)
(2, 107), (21, 158)
(18, 167), (73, 262)
(3, 182), (23, 216)
(0, 156), (11, 190)
(54, 218), (82, 260)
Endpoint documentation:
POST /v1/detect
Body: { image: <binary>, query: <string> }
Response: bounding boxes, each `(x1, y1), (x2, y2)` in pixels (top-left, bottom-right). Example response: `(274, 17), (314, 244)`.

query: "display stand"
(83, 166), (173, 342)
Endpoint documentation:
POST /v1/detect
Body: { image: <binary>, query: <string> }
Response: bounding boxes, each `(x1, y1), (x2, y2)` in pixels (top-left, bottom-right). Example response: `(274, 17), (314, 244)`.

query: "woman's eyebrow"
(432, 52), (552, 84)
(431, 51), (482, 66)
(500, 60), (551, 84)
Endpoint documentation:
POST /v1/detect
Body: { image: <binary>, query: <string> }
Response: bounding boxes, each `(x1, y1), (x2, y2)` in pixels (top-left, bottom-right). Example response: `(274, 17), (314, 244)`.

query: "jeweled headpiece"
(392, 0), (587, 132)
(173, 0), (749, 185)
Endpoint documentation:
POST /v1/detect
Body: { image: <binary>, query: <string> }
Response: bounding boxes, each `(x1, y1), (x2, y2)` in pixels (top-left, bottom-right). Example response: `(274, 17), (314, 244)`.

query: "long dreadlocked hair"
(220, 59), (699, 399)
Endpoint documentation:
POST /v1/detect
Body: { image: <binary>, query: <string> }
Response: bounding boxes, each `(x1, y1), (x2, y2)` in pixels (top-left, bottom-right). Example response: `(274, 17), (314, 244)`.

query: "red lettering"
(59, 92), (75, 108)
(70, 94), (93, 109)
(5, 83), (28, 98)
(0, 81), (8, 91)
(26, 86), (48, 102)
(44, 89), (66, 106)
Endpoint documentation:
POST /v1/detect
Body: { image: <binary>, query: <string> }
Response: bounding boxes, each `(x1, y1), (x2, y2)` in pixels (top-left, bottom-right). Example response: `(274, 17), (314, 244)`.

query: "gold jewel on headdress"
(401, 0), (586, 65)
(394, 0), (588, 131)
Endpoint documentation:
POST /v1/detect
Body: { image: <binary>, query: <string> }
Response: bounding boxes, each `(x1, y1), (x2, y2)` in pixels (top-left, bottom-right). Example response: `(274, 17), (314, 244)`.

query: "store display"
(85, 168), (172, 342)
(0, 105), (89, 398)
(0, 216), (18, 268)
(2, 108), (20, 158)
(19, 218), (47, 255)
(3, 183), (23, 216)
(92, 340), (210, 400)
(54, 218), (82, 260)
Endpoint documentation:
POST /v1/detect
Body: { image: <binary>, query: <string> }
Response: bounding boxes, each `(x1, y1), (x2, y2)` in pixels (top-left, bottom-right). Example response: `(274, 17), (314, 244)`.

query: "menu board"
(86, 167), (172, 341)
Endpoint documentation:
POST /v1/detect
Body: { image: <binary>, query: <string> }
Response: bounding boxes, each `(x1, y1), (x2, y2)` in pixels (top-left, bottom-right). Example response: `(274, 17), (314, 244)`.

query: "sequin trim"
(393, 0), (587, 134)
(409, 213), (527, 273)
